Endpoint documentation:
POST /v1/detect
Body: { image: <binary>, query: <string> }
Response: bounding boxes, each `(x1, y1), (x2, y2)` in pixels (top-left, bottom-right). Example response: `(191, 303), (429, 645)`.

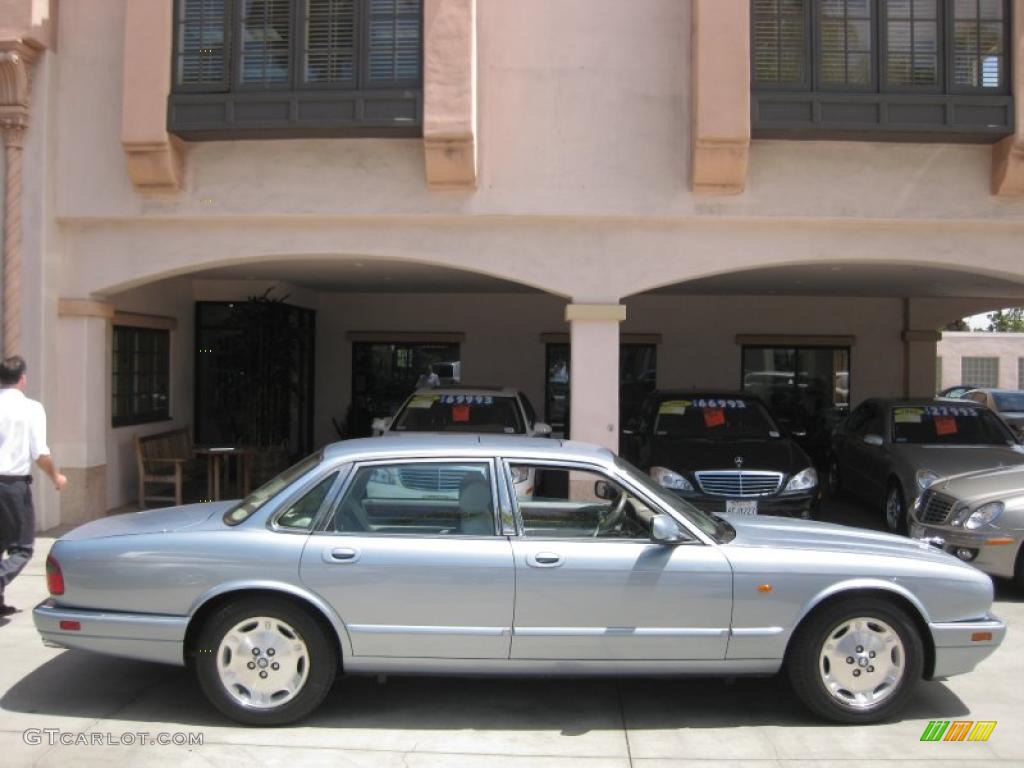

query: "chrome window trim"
(312, 456), (502, 538)
(501, 457), (705, 545)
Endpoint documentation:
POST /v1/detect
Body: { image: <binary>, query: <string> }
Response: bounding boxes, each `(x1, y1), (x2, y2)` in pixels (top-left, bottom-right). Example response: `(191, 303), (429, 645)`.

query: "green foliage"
(986, 308), (1024, 333)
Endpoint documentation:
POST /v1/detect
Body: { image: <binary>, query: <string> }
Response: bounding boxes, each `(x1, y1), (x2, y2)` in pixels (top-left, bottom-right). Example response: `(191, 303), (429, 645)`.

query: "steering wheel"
(594, 491), (629, 537)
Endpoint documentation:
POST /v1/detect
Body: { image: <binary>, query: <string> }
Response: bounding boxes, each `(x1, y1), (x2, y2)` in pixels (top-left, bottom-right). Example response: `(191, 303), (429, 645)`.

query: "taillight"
(46, 555), (64, 595)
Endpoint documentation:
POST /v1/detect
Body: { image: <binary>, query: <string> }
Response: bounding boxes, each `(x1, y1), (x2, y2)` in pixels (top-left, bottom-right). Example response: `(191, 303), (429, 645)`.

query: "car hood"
(931, 464), (1024, 503)
(651, 437), (806, 475)
(59, 502), (234, 541)
(723, 514), (964, 565)
(889, 443), (1024, 476)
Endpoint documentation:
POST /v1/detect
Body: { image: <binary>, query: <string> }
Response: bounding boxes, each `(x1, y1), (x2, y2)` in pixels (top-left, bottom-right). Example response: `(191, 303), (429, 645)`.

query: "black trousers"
(0, 479), (34, 603)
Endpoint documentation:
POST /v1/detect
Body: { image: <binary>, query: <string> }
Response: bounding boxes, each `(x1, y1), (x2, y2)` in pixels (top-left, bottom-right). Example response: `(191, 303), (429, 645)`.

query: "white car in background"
(371, 386), (552, 496)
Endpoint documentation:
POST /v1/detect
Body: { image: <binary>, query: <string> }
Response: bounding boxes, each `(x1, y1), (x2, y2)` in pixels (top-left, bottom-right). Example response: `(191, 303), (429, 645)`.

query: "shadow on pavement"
(2, 649), (969, 731)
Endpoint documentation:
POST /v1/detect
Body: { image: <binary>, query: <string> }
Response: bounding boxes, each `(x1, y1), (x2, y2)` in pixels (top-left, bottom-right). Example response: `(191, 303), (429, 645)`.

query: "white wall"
(938, 332), (1024, 391)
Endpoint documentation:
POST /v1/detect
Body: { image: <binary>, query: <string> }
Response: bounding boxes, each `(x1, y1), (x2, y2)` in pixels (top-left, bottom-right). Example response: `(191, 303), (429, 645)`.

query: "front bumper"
(681, 491), (819, 519)
(928, 613), (1006, 679)
(910, 521), (1022, 580)
(33, 600), (188, 666)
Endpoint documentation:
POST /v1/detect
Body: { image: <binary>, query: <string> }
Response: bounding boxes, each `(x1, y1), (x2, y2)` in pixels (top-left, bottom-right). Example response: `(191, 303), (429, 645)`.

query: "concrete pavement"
(1, 524), (1021, 767)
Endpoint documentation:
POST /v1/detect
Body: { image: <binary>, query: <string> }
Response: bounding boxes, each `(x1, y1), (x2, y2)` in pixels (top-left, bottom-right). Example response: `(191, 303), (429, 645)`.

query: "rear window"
(393, 394), (525, 434)
(993, 393), (1024, 412)
(224, 452), (323, 526)
(653, 397), (777, 439)
(891, 406), (1013, 445)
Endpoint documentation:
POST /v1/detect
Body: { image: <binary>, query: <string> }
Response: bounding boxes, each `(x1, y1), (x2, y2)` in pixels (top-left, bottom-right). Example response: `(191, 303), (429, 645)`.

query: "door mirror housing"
(371, 417), (392, 435)
(863, 433), (884, 447)
(532, 421), (553, 437)
(651, 514), (686, 544)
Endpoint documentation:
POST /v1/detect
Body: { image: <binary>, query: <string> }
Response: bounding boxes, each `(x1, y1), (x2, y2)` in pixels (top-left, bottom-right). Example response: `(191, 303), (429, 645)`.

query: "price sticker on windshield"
(452, 404), (471, 422)
(894, 407), (923, 424)
(934, 415), (958, 436)
(658, 400), (691, 415)
(704, 408), (726, 428)
(408, 395), (438, 409)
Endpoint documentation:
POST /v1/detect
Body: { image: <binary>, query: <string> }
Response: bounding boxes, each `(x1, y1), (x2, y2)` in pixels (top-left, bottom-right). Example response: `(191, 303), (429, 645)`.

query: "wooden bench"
(134, 428), (197, 508)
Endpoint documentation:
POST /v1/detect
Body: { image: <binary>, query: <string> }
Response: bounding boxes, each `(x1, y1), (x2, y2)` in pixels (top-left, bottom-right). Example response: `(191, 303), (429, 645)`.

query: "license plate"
(726, 500), (758, 515)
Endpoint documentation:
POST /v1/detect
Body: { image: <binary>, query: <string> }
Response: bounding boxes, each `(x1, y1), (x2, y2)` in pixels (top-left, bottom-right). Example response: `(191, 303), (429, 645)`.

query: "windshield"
(653, 397), (777, 439)
(393, 394), (525, 434)
(224, 452), (323, 526)
(891, 405), (1013, 445)
(994, 392), (1024, 412)
(613, 454), (727, 541)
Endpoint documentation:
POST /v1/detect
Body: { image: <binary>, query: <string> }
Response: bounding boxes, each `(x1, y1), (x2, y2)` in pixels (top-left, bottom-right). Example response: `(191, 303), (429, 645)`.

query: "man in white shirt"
(0, 356), (67, 616)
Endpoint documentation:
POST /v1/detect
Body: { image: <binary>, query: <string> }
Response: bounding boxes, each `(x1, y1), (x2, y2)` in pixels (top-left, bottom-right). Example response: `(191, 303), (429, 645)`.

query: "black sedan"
(622, 392), (820, 518)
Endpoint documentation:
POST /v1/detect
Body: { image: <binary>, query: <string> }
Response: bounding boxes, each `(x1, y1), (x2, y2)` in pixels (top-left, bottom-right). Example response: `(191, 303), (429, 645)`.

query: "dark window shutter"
(366, 0), (422, 85)
(818, 0), (874, 89)
(883, 0), (940, 88)
(239, 0), (293, 87)
(951, 0), (1006, 90)
(304, 0), (358, 85)
(752, 0), (809, 87)
(175, 0), (230, 90)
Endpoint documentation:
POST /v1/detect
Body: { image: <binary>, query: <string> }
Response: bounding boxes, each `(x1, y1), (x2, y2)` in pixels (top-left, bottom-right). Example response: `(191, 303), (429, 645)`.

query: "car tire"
(195, 596), (337, 726)
(826, 456), (844, 499)
(884, 482), (908, 535)
(787, 596), (923, 724)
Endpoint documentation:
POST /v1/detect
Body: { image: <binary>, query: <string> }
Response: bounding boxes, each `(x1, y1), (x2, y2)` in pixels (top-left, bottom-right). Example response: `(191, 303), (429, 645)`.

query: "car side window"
(510, 464), (655, 539)
(864, 406), (884, 438)
(326, 462), (496, 536)
(275, 472), (339, 531)
(519, 391), (538, 428)
(966, 392), (986, 404)
(845, 403), (872, 435)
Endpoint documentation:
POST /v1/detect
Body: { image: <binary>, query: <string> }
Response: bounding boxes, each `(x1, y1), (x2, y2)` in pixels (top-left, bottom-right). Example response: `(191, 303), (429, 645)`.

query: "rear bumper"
(33, 600), (187, 666)
(928, 613), (1006, 679)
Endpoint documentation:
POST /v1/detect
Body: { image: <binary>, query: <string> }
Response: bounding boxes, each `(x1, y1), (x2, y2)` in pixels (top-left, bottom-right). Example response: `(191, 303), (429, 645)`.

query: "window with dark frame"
(751, 0), (1013, 138)
(112, 326), (171, 427)
(170, 0), (423, 138)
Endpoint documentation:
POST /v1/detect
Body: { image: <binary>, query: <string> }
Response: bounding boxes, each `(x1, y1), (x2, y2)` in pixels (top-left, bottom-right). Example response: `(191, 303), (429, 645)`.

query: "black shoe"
(0, 604), (17, 617)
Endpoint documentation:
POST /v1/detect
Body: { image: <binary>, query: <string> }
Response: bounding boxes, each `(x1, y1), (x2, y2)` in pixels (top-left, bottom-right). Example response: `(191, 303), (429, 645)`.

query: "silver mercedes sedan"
(34, 436), (1004, 726)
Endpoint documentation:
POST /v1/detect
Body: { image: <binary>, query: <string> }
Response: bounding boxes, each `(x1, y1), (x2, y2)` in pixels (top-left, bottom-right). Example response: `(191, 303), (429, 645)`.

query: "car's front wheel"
(884, 483), (908, 535)
(787, 597), (923, 724)
(195, 597), (337, 725)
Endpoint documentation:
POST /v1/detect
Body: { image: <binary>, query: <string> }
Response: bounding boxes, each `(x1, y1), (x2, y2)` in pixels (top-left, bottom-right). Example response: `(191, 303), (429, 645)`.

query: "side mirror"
(371, 417), (392, 435)
(651, 514), (686, 544)
(532, 421), (553, 437)
(594, 480), (616, 500)
(863, 434), (883, 447)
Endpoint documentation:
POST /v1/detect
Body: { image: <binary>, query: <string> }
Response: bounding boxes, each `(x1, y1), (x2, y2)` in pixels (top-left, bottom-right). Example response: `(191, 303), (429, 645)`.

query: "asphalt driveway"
(1, 501), (1020, 767)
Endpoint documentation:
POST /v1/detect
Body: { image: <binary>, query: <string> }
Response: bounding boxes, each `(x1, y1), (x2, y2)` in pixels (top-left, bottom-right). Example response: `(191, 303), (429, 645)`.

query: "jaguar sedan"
(35, 436), (1003, 726)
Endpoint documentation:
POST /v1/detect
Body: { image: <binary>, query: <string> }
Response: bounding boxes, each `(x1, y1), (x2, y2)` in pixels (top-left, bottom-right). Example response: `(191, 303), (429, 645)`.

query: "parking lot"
(1, 500), (1021, 768)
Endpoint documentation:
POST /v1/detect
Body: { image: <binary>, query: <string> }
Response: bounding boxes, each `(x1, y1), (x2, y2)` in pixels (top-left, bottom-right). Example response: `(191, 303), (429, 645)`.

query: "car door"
(841, 402), (889, 504)
(505, 460), (733, 661)
(299, 457), (514, 659)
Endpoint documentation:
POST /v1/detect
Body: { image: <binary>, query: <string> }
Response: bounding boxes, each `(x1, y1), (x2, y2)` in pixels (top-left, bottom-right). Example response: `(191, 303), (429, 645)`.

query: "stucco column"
(56, 300), (113, 525)
(0, 45), (35, 356)
(566, 304), (626, 453)
(423, 0), (477, 188)
(992, 0), (1024, 195)
(902, 329), (941, 398)
(691, 0), (750, 195)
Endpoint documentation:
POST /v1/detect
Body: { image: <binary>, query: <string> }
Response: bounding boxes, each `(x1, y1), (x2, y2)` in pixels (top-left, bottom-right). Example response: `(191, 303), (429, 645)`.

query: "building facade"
(938, 331), (1024, 390)
(3, 0), (1024, 528)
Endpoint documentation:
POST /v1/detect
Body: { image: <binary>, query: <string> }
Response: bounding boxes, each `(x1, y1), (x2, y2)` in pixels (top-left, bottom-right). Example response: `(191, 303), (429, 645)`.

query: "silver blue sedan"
(35, 436), (1004, 726)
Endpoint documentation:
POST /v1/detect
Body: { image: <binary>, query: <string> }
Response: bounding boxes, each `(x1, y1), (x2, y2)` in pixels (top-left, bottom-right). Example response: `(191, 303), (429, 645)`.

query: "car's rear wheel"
(884, 483), (907, 535)
(195, 597), (336, 725)
(787, 597), (923, 724)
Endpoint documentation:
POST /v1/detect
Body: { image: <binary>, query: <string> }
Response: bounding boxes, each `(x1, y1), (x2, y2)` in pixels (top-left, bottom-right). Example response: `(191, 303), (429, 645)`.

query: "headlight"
(953, 501), (1004, 530)
(650, 466), (693, 492)
(784, 467), (818, 492)
(916, 469), (941, 490)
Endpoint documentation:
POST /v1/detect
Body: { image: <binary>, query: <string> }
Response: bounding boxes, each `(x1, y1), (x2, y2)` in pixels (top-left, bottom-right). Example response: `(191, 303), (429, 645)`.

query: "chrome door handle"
(326, 547), (359, 563)
(529, 552), (563, 567)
